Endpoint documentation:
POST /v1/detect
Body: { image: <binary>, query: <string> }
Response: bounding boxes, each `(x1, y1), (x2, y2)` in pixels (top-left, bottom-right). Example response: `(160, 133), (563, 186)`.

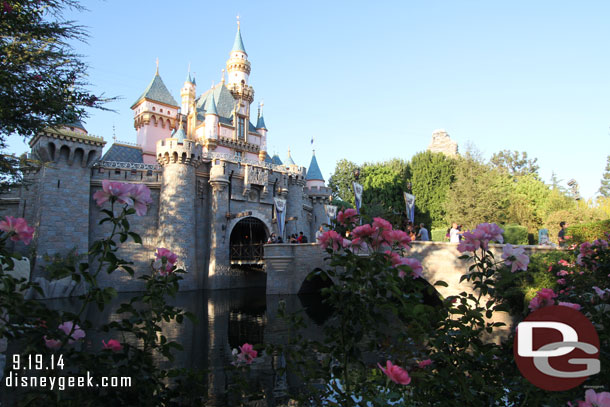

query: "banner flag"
(353, 182), (363, 215)
(404, 192), (415, 222)
(274, 197), (287, 240)
(325, 204), (337, 223)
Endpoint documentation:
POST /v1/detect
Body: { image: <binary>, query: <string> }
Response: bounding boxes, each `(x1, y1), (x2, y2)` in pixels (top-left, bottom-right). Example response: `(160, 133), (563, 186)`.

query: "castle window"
(152, 107), (156, 111)
(160, 109), (163, 113)
(235, 151), (242, 160)
(237, 116), (245, 141)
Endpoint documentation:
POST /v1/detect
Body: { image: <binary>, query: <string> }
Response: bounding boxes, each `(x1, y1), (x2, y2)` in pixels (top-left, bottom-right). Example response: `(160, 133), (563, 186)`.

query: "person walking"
(417, 223), (430, 241)
(449, 222), (461, 243)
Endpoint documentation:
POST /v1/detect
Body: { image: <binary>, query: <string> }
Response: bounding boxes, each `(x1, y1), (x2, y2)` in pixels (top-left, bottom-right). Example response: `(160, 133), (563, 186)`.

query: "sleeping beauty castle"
(3, 22), (332, 291)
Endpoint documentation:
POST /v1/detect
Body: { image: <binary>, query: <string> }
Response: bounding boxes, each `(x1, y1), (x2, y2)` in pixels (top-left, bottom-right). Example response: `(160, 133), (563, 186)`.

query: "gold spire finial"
(237, 14), (240, 29)
(155, 58), (159, 75)
(211, 80), (215, 89)
(288, 146), (291, 156)
(221, 68), (225, 82)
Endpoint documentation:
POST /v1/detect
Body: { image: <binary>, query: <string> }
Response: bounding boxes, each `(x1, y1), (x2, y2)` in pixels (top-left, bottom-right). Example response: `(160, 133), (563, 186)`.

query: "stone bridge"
(264, 242), (560, 340)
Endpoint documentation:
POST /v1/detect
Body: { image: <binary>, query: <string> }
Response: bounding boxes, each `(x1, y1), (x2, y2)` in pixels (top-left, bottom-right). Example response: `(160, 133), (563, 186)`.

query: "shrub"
(431, 228), (448, 242)
(502, 224), (528, 245)
(567, 219), (610, 244)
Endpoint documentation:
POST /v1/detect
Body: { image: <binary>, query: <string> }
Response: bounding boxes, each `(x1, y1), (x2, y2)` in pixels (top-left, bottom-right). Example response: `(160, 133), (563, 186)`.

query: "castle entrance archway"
(229, 217), (268, 265)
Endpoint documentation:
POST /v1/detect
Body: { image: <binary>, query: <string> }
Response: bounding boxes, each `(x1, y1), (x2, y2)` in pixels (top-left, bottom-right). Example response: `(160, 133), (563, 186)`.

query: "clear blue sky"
(8, 0), (610, 199)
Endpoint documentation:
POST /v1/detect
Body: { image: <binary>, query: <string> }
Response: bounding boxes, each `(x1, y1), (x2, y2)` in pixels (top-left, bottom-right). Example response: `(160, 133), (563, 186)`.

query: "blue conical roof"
(306, 152), (324, 181)
(264, 152), (273, 164)
(174, 123), (186, 143)
(285, 148), (295, 165)
(131, 72), (178, 108)
(205, 94), (218, 115)
(232, 26), (247, 54)
(185, 70), (193, 83)
(271, 154), (283, 165)
(256, 113), (267, 130)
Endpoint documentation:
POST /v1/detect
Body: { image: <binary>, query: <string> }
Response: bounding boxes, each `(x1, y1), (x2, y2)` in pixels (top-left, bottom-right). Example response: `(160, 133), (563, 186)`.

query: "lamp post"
(353, 168), (360, 181)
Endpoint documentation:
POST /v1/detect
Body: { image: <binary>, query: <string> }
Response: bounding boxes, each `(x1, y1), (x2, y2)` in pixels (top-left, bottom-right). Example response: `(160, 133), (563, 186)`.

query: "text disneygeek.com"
(4, 371), (131, 391)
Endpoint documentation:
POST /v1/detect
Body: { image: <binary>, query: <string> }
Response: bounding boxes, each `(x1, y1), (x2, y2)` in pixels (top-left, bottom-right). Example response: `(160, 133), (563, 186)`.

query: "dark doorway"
(230, 217), (267, 265)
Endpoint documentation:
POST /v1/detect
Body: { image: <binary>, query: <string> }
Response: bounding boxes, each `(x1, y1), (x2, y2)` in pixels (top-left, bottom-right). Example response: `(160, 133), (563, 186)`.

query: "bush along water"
(0, 180), (204, 406)
(243, 213), (609, 406)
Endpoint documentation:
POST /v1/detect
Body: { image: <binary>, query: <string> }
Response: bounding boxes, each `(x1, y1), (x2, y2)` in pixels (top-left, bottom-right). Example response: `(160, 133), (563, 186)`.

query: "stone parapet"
(156, 138), (203, 166)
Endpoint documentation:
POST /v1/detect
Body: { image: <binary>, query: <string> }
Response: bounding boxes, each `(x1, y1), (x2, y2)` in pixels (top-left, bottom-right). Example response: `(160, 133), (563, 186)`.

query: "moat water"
(3, 287), (330, 406)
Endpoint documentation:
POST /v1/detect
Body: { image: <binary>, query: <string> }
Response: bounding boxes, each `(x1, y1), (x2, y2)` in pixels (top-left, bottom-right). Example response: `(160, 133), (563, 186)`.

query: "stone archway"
(228, 216), (269, 265)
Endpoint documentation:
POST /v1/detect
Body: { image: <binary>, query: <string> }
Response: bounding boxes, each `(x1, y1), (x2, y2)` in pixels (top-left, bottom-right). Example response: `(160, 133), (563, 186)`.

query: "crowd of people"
(266, 231), (309, 244)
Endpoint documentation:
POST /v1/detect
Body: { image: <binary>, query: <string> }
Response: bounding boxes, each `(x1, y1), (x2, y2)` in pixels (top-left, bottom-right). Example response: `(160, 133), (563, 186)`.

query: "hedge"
(502, 224), (528, 245)
(431, 228), (448, 242)
(567, 219), (610, 244)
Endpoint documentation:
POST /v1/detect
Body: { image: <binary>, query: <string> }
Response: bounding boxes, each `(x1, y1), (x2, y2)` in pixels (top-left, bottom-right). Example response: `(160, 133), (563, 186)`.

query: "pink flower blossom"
(318, 230), (345, 251)
(403, 258), (423, 279)
(234, 343), (257, 365)
(458, 223), (503, 253)
(556, 270), (569, 277)
(337, 208), (359, 226)
(378, 360), (411, 385)
(593, 286), (610, 300)
(558, 302), (581, 311)
(153, 247), (178, 275)
(386, 252), (422, 278)
(556, 278), (566, 285)
(93, 180), (134, 207)
(418, 359), (432, 368)
(383, 229), (411, 249)
(102, 339), (123, 352)
(577, 389), (610, 407)
(558, 259), (570, 267)
(44, 336), (62, 350)
(501, 244), (529, 272)
(528, 288), (557, 311)
(0, 216), (34, 245)
(372, 217), (392, 232)
(130, 184), (153, 216)
(58, 321), (85, 344)
(351, 224), (376, 247)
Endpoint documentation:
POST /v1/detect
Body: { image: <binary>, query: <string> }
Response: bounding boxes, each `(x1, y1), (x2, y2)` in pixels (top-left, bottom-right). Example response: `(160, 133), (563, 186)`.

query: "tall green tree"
(599, 155), (610, 197)
(360, 159), (409, 223)
(444, 157), (512, 229)
(490, 150), (539, 177)
(328, 159), (360, 205)
(409, 151), (455, 228)
(0, 0), (107, 189)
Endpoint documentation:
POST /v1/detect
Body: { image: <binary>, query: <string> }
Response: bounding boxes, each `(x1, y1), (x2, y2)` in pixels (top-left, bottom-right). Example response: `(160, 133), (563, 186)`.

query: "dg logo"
(514, 305), (600, 391)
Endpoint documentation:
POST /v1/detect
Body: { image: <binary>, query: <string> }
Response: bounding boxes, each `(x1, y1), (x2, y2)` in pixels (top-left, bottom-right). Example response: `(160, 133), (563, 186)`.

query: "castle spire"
(232, 15), (247, 55)
(256, 100), (267, 130)
(226, 18), (251, 89)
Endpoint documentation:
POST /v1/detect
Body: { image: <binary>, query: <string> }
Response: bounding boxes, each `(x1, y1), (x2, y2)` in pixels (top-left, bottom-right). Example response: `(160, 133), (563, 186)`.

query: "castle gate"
(229, 217), (268, 265)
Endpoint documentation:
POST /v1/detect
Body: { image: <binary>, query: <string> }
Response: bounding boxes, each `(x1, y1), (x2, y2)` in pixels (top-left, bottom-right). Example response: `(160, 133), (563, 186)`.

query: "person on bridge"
(417, 223), (430, 241)
(449, 223), (462, 243)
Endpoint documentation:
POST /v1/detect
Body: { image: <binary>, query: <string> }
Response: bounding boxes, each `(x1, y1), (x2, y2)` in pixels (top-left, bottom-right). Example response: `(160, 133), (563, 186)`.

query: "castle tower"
(305, 150), (325, 189)
(305, 150), (331, 238)
(132, 63), (179, 164)
(256, 102), (268, 161)
(156, 131), (203, 289)
(181, 67), (197, 139)
(28, 124), (105, 275)
(208, 159), (230, 289)
(204, 93), (219, 150)
(226, 19), (251, 88)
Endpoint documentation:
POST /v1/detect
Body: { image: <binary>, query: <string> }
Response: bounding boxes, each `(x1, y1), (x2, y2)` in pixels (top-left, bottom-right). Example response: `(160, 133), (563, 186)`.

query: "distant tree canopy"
(599, 155), (610, 198)
(490, 150), (539, 177)
(0, 0), (108, 190)
(410, 151), (455, 228)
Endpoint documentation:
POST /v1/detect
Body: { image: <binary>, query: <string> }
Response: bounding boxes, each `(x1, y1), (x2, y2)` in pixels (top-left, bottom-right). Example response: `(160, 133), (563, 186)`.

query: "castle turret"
(256, 102), (268, 161)
(28, 124), (105, 275)
(306, 150), (325, 189)
(156, 134), (203, 288)
(226, 20), (250, 88)
(181, 67), (197, 139)
(204, 93), (219, 150)
(132, 63), (179, 164)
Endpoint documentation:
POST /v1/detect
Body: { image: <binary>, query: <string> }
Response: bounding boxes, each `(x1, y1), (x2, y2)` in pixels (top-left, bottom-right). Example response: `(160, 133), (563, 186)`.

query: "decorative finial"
(237, 14), (240, 29)
(211, 80), (215, 89)
(188, 61), (191, 74)
(112, 124), (116, 142)
(221, 68), (225, 82)
(155, 58), (159, 75)
(288, 146), (291, 156)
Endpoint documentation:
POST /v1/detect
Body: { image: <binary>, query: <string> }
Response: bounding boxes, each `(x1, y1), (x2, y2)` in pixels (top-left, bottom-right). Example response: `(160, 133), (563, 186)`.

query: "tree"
(328, 159), (360, 205)
(599, 155), (610, 197)
(0, 0), (106, 189)
(409, 151), (455, 228)
(444, 157), (512, 229)
(490, 150), (539, 177)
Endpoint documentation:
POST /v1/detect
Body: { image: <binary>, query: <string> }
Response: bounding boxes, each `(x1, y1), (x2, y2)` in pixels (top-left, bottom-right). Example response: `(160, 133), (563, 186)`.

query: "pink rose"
(458, 223), (503, 253)
(337, 208), (359, 226)
(418, 359), (432, 368)
(556, 270), (569, 277)
(556, 279), (566, 285)
(93, 180), (134, 207)
(383, 229), (411, 249)
(58, 321), (85, 344)
(558, 259), (570, 267)
(558, 302), (581, 311)
(378, 360), (411, 385)
(318, 230), (345, 251)
(44, 336), (62, 350)
(0, 216), (34, 245)
(235, 343), (257, 365)
(154, 247), (178, 275)
(576, 389), (610, 407)
(593, 286), (610, 300)
(102, 339), (123, 352)
(501, 244), (529, 272)
(528, 288), (557, 311)
(372, 217), (392, 232)
(129, 184), (153, 216)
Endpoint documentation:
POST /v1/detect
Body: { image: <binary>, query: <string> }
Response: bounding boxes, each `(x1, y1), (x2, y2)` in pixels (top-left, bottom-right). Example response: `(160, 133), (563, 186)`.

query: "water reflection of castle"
(4, 22), (331, 291)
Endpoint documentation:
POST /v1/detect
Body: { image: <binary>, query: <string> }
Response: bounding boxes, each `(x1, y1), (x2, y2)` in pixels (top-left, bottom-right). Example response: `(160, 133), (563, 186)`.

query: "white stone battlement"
(306, 185), (332, 196)
(156, 138), (203, 166)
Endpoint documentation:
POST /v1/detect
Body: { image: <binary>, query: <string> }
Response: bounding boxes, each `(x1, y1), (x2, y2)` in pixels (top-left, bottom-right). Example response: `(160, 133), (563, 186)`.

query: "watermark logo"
(514, 305), (600, 391)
